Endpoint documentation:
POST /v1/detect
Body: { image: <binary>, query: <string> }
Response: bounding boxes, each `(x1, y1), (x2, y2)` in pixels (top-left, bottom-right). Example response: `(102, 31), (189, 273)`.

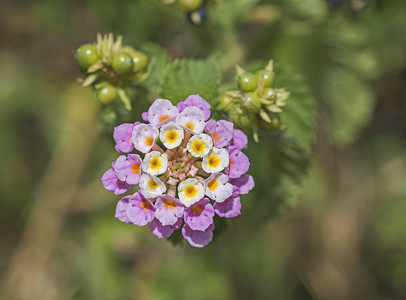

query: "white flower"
(178, 178), (204, 207)
(187, 133), (213, 158)
(202, 147), (229, 173)
(159, 121), (184, 149)
(139, 173), (166, 198)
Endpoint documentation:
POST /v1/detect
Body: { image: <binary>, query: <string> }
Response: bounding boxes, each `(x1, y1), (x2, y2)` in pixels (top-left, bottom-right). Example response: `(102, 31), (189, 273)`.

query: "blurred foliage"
(160, 59), (221, 103)
(1, 0), (406, 300)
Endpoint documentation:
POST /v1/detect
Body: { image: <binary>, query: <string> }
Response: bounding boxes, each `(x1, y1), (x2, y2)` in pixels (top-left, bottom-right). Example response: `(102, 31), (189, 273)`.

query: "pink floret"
(101, 167), (131, 195)
(115, 195), (131, 223)
(230, 129), (248, 150)
(213, 196), (241, 218)
(184, 198), (215, 231)
(182, 222), (215, 248)
(149, 218), (183, 239)
(177, 94), (211, 121)
(230, 174), (255, 195)
(113, 154), (142, 185)
(205, 119), (234, 148)
(113, 122), (140, 153)
(126, 192), (156, 226)
(227, 147), (250, 179)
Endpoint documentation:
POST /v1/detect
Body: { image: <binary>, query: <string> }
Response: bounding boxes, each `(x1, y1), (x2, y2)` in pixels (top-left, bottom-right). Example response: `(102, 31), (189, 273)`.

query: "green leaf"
(275, 64), (316, 152)
(321, 65), (374, 148)
(245, 134), (310, 225)
(139, 43), (170, 92)
(159, 59), (221, 105)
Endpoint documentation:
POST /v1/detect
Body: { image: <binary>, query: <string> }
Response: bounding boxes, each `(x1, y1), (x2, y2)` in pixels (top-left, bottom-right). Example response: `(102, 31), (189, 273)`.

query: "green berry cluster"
(219, 60), (290, 142)
(75, 33), (151, 110)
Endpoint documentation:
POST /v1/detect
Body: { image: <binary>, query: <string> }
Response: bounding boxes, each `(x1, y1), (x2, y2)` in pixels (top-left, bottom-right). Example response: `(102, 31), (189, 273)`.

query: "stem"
(0, 87), (99, 300)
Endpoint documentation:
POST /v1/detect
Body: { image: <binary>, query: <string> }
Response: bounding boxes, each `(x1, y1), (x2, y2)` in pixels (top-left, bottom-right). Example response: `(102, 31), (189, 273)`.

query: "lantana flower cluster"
(102, 95), (254, 247)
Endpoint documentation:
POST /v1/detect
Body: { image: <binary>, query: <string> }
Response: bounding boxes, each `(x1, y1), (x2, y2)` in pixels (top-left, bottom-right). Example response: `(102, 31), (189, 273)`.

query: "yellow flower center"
(212, 131), (220, 142)
(131, 163), (140, 174)
(148, 179), (158, 190)
(207, 179), (218, 191)
(184, 185), (198, 199)
(165, 130), (178, 143)
(185, 122), (195, 131)
(149, 157), (162, 170)
(192, 205), (202, 215)
(145, 136), (154, 146)
(164, 198), (176, 209)
(140, 199), (151, 211)
(229, 159), (233, 169)
(159, 115), (170, 122)
(208, 154), (220, 168)
(191, 140), (205, 154)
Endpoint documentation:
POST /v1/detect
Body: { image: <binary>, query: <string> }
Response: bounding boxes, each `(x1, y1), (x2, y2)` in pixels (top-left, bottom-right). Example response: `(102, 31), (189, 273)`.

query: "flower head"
(102, 96), (255, 247)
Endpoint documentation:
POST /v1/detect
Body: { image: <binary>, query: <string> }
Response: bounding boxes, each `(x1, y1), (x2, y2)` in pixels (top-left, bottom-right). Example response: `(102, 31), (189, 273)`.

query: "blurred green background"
(1, 0), (406, 299)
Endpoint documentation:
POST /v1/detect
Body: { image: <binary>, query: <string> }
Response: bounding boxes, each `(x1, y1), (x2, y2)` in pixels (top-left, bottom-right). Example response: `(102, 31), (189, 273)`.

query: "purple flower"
(131, 123), (159, 153)
(230, 129), (248, 150)
(113, 122), (140, 153)
(205, 119), (234, 148)
(149, 218), (183, 239)
(177, 94), (211, 121)
(184, 198), (214, 231)
(213, 196), (241, 218)
(176, 107), (206, 134)
(148, 99), (179, 127)
(154, 195), (185, 226)
(141, 112), (149, 122)
(112, 154), (142, 185)
(126, 192), (156, 226)
(230, 174), (255, 195)
(101, 166), (131, 195)
(227, 147), (250, 179)
(182, 222), (215, 248)
(115, 195), (131, 223)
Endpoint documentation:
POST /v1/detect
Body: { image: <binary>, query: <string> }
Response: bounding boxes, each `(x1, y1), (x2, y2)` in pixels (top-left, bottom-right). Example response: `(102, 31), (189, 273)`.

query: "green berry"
(179, 0), (203, 12)
(256, 70), (275, 88)
(241, 92), (262, 113)
(229, 107), (252, 129)
(219, 94), (235, 112)
(238, 73), (258, 92)
(96, 84), (118, 105)
(262, 88), (276, 100)
(121, 46), (148, 72)
(132, 51), (148, 72)
(112, 52), (133, 75)
(76, 44), (99, 69)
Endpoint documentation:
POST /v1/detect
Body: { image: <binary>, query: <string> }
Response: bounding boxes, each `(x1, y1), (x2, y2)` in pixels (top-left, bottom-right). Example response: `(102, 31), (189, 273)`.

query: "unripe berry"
(256, 70), (275, 88)
(262, 88), (276, 100)
(241, 92), (262, 113)
(229, 107), (251, 129)
(219, 94), (235, 112)
(96, 84), (118, 105)
(132, 51), (148, 72)
(121, 46), (149, 72)
(112, 52), (133, 75)
(76, 44), (99, 69)
(179, 0), (203, 12)
(238, 73), (258, 92)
